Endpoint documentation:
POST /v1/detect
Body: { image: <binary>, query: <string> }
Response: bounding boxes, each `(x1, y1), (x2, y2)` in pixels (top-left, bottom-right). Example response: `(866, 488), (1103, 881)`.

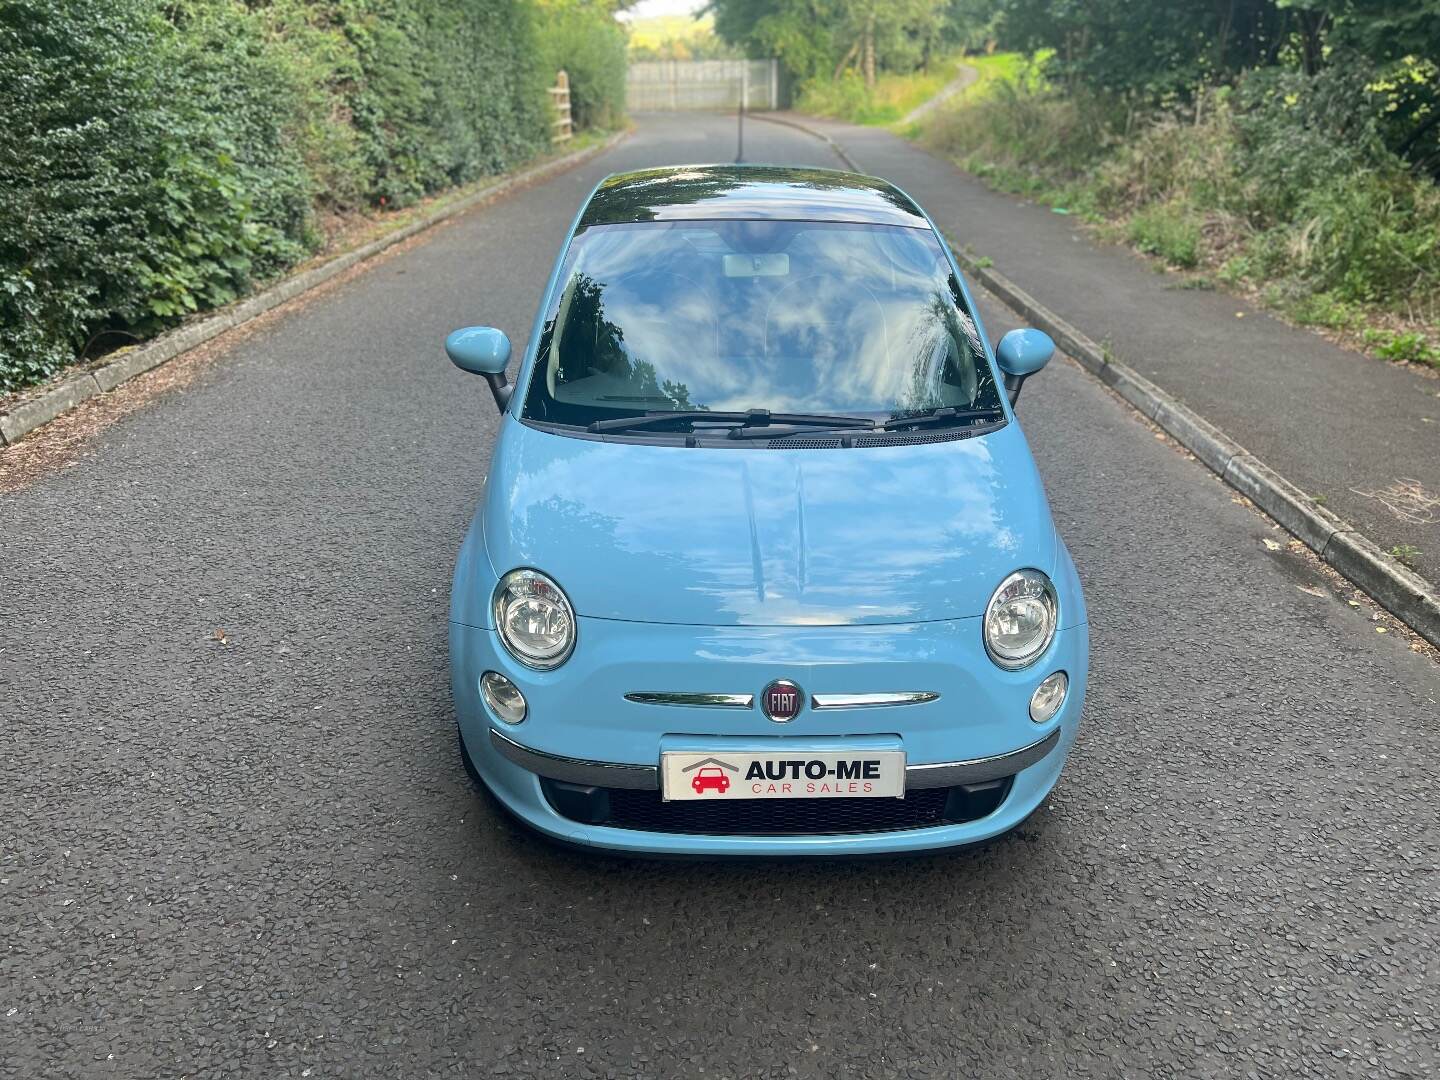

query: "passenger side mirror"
(994, 328), (1054, 406)
(446, 326), (512, 411)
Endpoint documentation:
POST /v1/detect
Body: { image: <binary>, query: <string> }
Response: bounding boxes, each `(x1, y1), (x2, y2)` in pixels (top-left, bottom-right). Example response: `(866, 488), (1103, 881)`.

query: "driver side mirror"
(446, 326), (512, 412)
(995, 328), (1054, 406)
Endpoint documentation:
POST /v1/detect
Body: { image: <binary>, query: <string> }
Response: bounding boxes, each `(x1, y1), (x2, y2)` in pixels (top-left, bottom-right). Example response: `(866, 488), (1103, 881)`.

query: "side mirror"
(446, 326), (512, 411)
(994, 328), (1054, 406)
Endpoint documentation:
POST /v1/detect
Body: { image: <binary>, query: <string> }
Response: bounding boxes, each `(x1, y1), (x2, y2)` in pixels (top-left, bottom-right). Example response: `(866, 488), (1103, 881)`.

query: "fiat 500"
(445, 165), (1087, 855)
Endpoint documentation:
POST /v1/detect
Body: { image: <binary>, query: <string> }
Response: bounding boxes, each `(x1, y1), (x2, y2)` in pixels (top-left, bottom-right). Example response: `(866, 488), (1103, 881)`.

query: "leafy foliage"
(537, 1), (629, 131)
(991, 0), (1440, 175)
(710, 0), (949, 85)
(2, 0), (168, 388)
(1, 0), (625, 395)
(925, 63), (1440, 366)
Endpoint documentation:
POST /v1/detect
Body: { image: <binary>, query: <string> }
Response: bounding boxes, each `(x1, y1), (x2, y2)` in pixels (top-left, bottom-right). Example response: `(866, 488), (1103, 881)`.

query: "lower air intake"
(541, 778), (1011, 836)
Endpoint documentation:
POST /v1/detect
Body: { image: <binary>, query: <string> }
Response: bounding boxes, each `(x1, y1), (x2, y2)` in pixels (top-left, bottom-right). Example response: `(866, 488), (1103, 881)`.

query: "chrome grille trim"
(624, 692), (754, 708)
(810, 691), (940, 710)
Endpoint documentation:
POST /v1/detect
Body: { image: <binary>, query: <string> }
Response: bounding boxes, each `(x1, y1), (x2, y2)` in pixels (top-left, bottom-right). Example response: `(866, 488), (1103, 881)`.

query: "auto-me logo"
(670, 752), (898, 798)
(761, 679), (802, 722)
(681, 757), (737, 795)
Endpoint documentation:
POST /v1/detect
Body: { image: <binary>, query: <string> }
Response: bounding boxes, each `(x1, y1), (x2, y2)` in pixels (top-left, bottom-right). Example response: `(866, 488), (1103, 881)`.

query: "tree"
(708, 0), (947, 87)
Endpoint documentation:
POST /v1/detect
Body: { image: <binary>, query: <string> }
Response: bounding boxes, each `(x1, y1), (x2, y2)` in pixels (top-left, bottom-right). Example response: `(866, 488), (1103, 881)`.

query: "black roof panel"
(579, 165), (930, 229)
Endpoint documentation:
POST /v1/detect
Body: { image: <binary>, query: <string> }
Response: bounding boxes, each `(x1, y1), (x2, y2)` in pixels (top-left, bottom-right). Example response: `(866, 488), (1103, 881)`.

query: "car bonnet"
(480, 418), (1058, 627)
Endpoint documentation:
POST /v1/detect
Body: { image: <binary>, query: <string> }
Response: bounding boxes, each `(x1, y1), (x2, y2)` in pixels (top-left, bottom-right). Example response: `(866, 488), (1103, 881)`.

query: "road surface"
(2, 114), (1437, 1079)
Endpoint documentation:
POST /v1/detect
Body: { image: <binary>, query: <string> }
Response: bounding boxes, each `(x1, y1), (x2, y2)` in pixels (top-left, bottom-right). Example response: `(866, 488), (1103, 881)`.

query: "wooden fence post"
(549, 70), (573, 144)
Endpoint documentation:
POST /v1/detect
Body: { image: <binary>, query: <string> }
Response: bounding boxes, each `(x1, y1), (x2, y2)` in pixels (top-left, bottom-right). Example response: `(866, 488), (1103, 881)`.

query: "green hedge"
(0, 0), (625, 396)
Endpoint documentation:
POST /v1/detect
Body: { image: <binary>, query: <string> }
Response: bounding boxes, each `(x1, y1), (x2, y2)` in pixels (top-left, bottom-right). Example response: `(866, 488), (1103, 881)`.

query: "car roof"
(578, 164), (930, 230)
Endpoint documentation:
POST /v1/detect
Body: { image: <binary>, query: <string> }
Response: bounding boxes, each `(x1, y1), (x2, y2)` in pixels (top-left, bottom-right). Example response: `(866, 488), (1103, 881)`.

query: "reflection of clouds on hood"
(552, 220), (998, 415)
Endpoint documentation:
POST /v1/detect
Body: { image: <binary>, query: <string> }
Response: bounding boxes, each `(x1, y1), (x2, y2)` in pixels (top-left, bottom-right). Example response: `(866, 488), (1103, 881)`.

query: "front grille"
(541, 778), (1011, 836)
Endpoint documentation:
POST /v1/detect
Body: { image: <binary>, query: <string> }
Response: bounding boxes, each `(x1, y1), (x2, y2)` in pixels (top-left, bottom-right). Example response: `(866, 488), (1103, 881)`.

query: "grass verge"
(798, 54), (972, 127)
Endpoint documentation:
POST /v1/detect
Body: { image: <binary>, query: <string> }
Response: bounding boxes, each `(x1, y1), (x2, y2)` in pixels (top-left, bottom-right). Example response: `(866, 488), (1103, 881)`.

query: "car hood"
(481, 419), (1057, 627)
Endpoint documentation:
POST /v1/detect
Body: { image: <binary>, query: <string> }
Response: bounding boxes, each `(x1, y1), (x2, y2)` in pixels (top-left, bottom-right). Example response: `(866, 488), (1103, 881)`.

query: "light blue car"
(446, 165), (1087, 856)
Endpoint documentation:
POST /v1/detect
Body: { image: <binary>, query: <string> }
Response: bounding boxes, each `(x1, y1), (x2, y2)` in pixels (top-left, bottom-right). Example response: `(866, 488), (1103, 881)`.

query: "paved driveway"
(2, 114), (1436, 1079)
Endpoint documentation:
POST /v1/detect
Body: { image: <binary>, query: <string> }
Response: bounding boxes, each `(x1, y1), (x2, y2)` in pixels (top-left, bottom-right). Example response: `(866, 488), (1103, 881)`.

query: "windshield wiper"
(589, 408), (876, 435)
(881, 406), (1005, 431)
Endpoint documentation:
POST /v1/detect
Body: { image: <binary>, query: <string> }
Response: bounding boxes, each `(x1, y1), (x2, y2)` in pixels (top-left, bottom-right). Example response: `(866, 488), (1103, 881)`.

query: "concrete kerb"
(760, 110), (1440, 648)
(0, 129), (630, 448)
(0, 374), (102, 444)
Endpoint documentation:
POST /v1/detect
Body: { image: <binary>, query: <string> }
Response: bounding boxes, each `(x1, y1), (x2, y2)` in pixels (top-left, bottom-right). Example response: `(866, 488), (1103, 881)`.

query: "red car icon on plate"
(691, 767), (730, 794)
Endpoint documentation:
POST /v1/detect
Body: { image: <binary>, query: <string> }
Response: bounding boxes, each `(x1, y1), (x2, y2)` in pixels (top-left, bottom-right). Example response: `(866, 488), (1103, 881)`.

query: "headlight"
(983, 569), (1057, 670)
(1029, 671), (1067, 723)
(493, 569), (575, 670)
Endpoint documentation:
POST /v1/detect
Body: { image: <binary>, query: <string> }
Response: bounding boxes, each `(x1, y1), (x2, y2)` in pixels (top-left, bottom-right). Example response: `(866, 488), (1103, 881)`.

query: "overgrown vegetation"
(921, 2), (1440, 368)
(798, 55), (967, 125)
(709, 2), (1015, 127)
(0, 0), (626, 395)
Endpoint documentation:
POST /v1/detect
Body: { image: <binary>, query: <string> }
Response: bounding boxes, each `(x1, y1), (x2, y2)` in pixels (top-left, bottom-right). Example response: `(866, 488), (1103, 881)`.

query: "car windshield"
(520, 219), (1002, 433)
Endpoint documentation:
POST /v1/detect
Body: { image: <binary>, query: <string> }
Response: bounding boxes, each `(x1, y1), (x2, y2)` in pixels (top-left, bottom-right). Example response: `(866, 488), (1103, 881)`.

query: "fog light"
(481, 671), (527, 724)
(1029, 671), (1067, 723)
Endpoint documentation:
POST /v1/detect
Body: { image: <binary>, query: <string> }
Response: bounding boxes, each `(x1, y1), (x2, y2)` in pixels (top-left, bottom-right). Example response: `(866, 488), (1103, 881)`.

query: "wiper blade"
(725, 421), (875, 440)
(588, 410), (743, 433)
(589, 408), (876, 435)
(881, 406), (1005, 431)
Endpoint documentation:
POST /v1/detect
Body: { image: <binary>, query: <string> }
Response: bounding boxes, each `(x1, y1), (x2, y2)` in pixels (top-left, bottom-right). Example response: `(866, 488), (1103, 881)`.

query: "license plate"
(660, 750), (906, 801)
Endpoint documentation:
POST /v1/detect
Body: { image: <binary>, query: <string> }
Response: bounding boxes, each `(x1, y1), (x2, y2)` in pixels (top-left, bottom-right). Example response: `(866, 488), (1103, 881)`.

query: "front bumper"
(451, 618), (1087, 855)
(489, 724), (1062, 790)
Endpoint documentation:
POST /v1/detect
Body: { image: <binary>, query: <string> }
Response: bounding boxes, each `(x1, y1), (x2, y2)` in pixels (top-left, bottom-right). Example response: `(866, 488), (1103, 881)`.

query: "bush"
(536, 1), (628, 131)
(142, 0), (316, 318)
(1, 0), (168, 389)
(797, 74), (877, 123)
(1231, 64), (1394, 222)
(923, 63), (1440, 349)
(0, 0), (562, 395)
(923, 75), (1121, 187)
(1127, 201), (1201, 268)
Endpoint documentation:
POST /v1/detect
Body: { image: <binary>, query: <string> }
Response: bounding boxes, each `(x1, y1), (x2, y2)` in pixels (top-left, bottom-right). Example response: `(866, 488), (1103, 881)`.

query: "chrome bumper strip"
(903, 728), (1061, 789)
(490, 728), (660, 790)
(811, 691), (939, 710)
(489, 727), (1061, 794)
(624, 692), (754, 709)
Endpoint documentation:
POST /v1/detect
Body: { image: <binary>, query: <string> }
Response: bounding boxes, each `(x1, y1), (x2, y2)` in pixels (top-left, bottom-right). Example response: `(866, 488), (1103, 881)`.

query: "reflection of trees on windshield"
(583, 165), (926, 228)
(898, 288), (993, 414)
(526, 217), (1004, 427)
(586, 170), (754, 224)
(559, 273), (694, 411)
(566, 273), (625, 367)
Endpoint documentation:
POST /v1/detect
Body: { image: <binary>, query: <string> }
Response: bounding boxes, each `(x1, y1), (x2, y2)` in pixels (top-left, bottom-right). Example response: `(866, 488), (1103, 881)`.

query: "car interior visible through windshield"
(520, 218), (1003, 436)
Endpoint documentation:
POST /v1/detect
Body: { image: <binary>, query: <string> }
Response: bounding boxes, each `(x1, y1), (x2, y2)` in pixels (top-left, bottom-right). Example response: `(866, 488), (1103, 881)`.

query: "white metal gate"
(627, 59), (781, 112)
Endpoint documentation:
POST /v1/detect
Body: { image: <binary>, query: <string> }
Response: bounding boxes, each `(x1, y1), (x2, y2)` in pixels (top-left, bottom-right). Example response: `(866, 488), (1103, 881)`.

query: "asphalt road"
(2, 114), (1437, 1079)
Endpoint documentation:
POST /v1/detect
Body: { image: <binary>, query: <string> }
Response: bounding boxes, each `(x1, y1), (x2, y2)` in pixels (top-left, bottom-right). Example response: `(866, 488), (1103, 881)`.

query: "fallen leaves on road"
(211, 628), (229, 645)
